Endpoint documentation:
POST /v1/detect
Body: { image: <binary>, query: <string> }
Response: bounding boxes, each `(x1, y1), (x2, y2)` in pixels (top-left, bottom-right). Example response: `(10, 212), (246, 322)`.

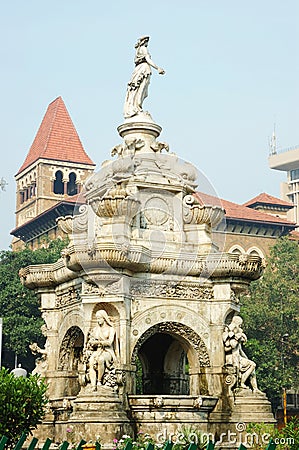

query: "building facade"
(11, 97), (95, 250)
(269, 144), (299, 226)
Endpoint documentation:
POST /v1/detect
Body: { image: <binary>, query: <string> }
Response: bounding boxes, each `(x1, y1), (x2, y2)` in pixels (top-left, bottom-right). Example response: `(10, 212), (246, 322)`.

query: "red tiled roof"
(17, 97), (95, 174)
(243, 192), (293, 208)
(194, 192), (296, 225)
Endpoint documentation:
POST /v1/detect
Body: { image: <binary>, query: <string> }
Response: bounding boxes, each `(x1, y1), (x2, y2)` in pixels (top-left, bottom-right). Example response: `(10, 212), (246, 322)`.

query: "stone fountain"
(20, 36), (274, 449)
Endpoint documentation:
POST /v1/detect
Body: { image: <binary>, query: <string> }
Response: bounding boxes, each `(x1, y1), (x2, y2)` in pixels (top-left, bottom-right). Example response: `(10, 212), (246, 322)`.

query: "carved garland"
(130, 281), (213, 300)
(131, 322), (210, 367)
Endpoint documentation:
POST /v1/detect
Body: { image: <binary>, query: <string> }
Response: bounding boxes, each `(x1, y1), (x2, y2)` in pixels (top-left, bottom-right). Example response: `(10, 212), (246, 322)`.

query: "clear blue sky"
(0, 1), (298, 249)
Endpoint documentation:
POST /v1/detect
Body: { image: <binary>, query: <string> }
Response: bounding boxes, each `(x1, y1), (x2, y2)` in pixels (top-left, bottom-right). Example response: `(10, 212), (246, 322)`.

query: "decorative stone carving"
(130, 281), (213, 300)
(83, 310), (119, 391)
(90, 187), (140, 219)
(143, 196), (170, 227)
(29, 342), (49, 376)
(124, 36), (165, 119)
(58, 326), (84, 371)
(82, 279), (122, 296)
(183, 195), (225, 227)
(153, 396), (164, 408)
(56, 287), (81, 307)
(193, 396), (203, 409)
(150, 141), (169, 153)
(223, 316), (263, 394)
(111, 138), (145, 157)
(132, 322), (210, 367)
(155, 154), (198, 189)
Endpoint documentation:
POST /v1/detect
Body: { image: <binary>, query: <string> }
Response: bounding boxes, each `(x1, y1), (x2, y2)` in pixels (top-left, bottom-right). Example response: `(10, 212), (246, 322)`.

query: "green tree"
(0, 368), (48, 447)
(241, 237), (299, 406)
(0, 239), (68, 363)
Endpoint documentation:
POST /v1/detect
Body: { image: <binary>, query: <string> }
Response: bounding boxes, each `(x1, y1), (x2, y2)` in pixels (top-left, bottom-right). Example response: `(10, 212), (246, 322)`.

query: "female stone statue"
(223, 315), (262, 394)
(124, 36), (165, 119)
(87, 310), (117, 390)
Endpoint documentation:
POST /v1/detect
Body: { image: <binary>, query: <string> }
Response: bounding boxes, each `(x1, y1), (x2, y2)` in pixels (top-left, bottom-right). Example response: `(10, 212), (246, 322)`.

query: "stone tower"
(12, 97), (95, 249)
(20, 38), (275, 449)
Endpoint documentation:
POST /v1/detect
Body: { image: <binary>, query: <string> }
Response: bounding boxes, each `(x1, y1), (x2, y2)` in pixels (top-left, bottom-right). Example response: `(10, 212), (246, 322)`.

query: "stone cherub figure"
(29, 342), (49, 376)
(124, 35), (165, 119)
(223, 315), (262, 394)
(84, 310), (118, 391)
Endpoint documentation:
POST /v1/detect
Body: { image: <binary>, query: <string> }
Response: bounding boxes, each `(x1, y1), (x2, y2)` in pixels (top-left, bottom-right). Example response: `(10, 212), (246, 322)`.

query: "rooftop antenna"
(269, 124), (277, 155)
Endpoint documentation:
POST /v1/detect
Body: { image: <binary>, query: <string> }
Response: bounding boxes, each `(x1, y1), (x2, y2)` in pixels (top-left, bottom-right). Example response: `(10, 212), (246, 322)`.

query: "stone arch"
(224, 309), (236, 326)
(132, 321), (210, 395)
(132, 321), (210, 367)
(247, 246), (264, 258)
(229, 244), (244, 254)
(58, 325), (84, 371)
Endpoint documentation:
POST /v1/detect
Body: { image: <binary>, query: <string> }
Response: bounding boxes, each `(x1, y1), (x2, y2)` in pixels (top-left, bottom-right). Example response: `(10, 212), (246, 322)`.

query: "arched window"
(54, 170), (64, 194)
(229, 245), (244, 255)
(67, 172), (78, 196)
(247, 247), (264, 259)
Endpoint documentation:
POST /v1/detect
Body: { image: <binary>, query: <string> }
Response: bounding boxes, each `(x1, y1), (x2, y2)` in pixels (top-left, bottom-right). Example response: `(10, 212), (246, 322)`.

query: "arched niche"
(58, 325), (84, 372)
(132, 322), (210, 396)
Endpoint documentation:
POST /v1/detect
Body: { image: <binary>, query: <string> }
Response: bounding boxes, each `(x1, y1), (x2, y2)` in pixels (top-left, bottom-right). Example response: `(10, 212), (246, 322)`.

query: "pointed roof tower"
(17, 96), (94, 174)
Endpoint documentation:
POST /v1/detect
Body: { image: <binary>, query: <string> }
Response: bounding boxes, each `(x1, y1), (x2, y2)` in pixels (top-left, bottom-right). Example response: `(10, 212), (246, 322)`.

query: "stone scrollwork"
(130, 281), (213, 300)
(82, 279), (122, 296)
(183, 195), (225, 227)
(56, 286), (81, 307)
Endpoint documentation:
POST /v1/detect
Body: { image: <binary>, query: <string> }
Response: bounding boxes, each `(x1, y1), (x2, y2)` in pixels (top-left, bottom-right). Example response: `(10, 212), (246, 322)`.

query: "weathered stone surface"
(22, 38), (274, 446)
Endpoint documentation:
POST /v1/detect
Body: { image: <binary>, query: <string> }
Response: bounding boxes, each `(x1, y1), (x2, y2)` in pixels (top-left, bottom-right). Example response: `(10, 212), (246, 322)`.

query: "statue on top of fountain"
(124, 36), (165, 120)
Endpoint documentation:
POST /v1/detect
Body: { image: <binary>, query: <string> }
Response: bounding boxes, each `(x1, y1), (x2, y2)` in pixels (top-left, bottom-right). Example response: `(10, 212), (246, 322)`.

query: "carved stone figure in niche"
(85, 310), (118, 391)
(29, 342), (49, 376)
(223, 316), (262, 394)
(124, 36), (165, 119)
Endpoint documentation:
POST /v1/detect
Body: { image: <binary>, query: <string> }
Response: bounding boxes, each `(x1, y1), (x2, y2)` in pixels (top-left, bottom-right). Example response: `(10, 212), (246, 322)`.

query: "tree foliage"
(0, 368), (48, 447)
(241, 237), (299, 405)
(0, 239), (68, 360)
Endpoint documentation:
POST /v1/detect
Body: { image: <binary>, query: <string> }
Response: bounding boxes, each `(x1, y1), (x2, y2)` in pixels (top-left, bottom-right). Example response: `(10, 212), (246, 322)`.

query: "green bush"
(0, 368), (48, 448)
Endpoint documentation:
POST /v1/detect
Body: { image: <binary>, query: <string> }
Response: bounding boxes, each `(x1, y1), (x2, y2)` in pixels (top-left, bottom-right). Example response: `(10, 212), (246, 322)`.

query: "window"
(290, 168), (299, 181)
(54, 170), (64, 194)
(229, 246), (244, 254)
(67, 172), (78, 196)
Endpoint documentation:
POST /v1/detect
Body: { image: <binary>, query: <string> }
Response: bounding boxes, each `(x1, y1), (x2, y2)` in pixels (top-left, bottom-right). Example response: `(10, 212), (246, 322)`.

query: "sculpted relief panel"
(130, 281), (213, 300)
